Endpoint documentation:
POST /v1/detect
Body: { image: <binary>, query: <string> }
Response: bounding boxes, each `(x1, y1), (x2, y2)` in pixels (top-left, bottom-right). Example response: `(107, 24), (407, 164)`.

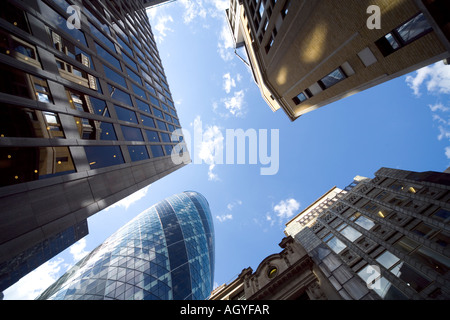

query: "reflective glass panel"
(121, 125), (144, 141)
(115, 105), (137, 123)
(146, 130), (160, 142)
(151, 145), (165, 157)
(108, 85), (133, 106)
(0, 146), (75, 187)
(128, 145), (149, 162)
(140, 114), (155, 128)
(396, 13), (432, 44)
(84, 145), (124, 169)
(103, 65), (127, 88)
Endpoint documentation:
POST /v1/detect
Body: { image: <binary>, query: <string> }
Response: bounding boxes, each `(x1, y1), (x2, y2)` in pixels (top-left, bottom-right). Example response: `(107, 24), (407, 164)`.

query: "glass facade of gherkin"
(36, 191), (215, 300)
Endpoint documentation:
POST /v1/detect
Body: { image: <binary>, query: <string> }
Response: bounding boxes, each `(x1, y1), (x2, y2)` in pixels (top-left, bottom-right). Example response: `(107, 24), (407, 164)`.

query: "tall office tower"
(0, 0), (188, 293)
(285, 167), (450, 300)
(36, 191), (215, 300)
(226, 0), (450, 121)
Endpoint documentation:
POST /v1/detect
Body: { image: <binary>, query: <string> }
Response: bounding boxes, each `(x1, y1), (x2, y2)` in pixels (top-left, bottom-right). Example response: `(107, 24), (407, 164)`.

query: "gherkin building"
(36, 191), (215, 300)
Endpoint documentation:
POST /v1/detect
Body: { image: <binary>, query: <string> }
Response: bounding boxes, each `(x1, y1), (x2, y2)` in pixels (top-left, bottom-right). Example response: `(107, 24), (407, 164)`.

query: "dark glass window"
(151, 145), (165, 157)
(136, 99), (151, 113)
(1, 2), (31, 33)
(128, 145), (149, 162)
(89, 96), (109, 117)
(156, 120), (167, 131)
(132, 83), (146, 100)
(126, 67), (142, 85)
(95, 42), (121, 70)
(89, 23), (115, 52)
(293, 92), (307, 105)
(84, 146), (124, 169)
(0, 103), (46, 138)
(115, 105), (137, 123)
(122, 52), (138, 71)
(149, 95), (160, 107)
(375, 13), (432, 57)
(0, 146), (75, 187)
(121, 125), (144, 141)
(146, 130), (160, 142)
(160, 132), (171, 143)
(117, 36), (133, 56)
(152, 107), (163, 119)
(108, 85), (133, 106)
(396, 13), (432, 44)
(140, 114), (155, 128)
(164, 145), (173, 156)
(39, 2), (87, 46)
(103, 65), (127, 88)
(0, 65), (53, 103)
(318, 67), (347, 89)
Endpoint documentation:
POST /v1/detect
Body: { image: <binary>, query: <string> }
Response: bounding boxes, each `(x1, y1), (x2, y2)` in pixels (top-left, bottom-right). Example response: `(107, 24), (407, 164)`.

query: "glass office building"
(37, 191), (215, 300)
(0, 0), (188, 292)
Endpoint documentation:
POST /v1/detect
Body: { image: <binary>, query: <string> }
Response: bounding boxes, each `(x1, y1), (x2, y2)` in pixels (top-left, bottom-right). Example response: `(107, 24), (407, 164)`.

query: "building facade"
(36, 191), (215, 300)
(209, 235), (345, 300)
(0, 0), (189, 292)
(226, 0), (450, 121)
(285, 167), (450, 300)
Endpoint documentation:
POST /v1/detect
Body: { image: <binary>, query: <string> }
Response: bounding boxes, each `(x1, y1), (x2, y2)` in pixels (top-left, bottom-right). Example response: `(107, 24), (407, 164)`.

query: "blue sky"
(4, 0), (450, 299)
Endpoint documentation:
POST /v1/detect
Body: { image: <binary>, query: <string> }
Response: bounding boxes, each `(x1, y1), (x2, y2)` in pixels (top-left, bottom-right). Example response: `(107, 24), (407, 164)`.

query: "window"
(84, 146), (124, 169)
(103, 65), (127, 88)
(128, 145), (149, 162)
(136, 99), (151, 114)
(323, 234), (346, 254)
(0, 30), (41, 68)
(40, 2), (87, 46)
(115, 105), (137, 124)
(156, 120), (167, 131)
(375, 250), (431, 293)
(109, 85), (133, 106)
(318, 67), (347, 89)
(146, 130), (160, 142)
(140, 114), (155, 128)
(121, 125), (144, 141)
(1, 2), (31, 33)
(357, 265), (407, 300)
(375, 13), (432, 57)
(352, 213), (376, 230)
(151, 145), (165, 158)
(95, 42), (121, 70)
(0, 146), (75, 187)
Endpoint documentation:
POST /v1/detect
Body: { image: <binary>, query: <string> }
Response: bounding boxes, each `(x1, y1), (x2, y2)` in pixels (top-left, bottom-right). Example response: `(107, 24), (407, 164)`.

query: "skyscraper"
(226, 0), (450, 121)
(0, 0), (188, 292)
(285, 167), (450, 300)
(36, 191), (215, 300)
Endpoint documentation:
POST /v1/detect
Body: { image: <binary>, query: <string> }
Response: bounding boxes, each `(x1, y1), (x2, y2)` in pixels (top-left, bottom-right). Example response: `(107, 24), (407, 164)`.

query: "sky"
(4, 0), (450, 300)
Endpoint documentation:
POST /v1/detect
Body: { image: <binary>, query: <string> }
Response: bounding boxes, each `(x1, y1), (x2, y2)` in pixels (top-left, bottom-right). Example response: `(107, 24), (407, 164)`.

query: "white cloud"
(179, 0), (207, 24)
(227, 200), (242, 211)
(445, 146), (450, 159)
(216, 214), (233, 222)
(3, 258), (65, 300)
(437, 126), (450, 141)
(153, 15), (174, 43)
(429, 103), (450, 112)
(194, 116), (224, 181)
(105, 186), (150, 211)
(405, 61), (450, 97)
(273, 198), (300, 220)
(69, 238), (89, 262)
(218, 21), (235, 61)
(223, 73), (236, 94)
(223, 89), (246, 117)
